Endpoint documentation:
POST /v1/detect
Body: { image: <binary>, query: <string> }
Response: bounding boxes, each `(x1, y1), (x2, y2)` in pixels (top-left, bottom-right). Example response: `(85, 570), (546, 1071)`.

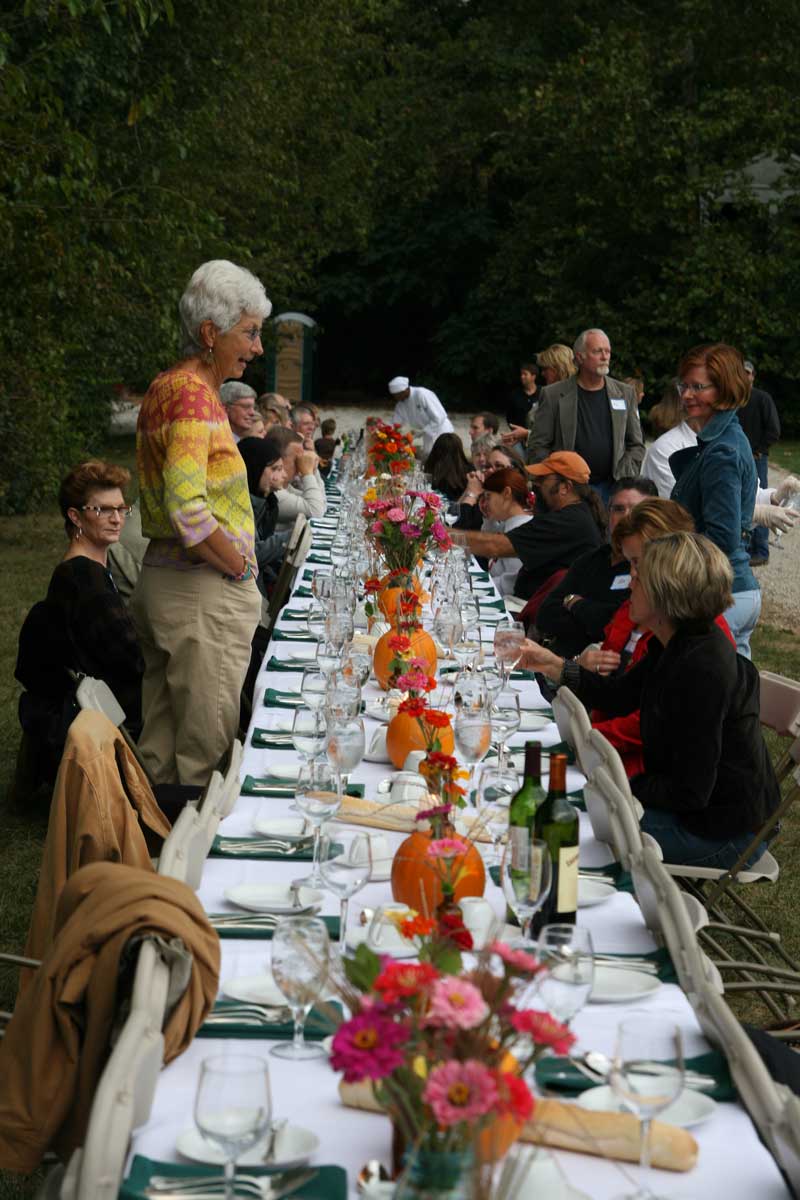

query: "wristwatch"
(558, 657), (581, 692)
(562, 594), (579, 610)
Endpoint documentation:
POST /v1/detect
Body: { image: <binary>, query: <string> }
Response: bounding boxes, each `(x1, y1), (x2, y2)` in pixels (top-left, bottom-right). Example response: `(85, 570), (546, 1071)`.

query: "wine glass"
(433, 602), (462, 661)
(453, 707), (492, 806)
(312, 571), (334, 602)
(325, 610), (354, 653)
(500, 836), (552, 939)
(301, 665), (328, 710)
(316, 639), (343, 676)
(269, 916), (330, 1060)
(319, 832), (372, 952)
(326, 716), (366, 807)
(340, 651), (372, 689)
(293, 757), (340, 886)
(477, 761), (519, 863)
(491, 689), (521, 770)
(443, 501), (462, 527)
(452, 623), (482, 671)
(291, 705), (327, 761)
(325, 676), (362, 721)
(305, 604), (326, 641)
(194, 1055), (272, 1200)
(608, 1014), (685, 1200)
(533, 924), (595, 1024)
(452, 670), (490, 711)
(494, 618), (525, 688)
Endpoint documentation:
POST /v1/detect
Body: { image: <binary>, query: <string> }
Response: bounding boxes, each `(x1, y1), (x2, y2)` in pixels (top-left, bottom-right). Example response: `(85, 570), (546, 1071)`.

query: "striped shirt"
(137, 369), (255, 570)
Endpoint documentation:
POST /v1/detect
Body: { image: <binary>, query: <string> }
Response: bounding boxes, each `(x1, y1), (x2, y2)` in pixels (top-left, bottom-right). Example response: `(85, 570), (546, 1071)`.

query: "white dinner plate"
(264, 763), (301, 783)
(577, 878), (617, 908)
(223, 884), (323, 914)
(222, 971), (286, 1006)
(176, 1123), (319, 1169)
(347, 924), (418, 959)
(519, 712), (553, 733)
(590, 965), (662, 1003)
(576, 1083), (717, 1129)
(252, 817), (310, 840)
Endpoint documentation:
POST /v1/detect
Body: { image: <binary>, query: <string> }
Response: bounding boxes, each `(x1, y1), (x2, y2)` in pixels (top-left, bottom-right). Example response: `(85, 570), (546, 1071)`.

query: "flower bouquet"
(364, 491), (452, 577)
(366, 418), (417, 478)
(330, 927), (575, 1198)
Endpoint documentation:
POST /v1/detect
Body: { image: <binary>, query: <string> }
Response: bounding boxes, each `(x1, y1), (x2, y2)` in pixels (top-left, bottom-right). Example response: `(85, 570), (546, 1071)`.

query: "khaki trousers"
(131, 565), (260, 785)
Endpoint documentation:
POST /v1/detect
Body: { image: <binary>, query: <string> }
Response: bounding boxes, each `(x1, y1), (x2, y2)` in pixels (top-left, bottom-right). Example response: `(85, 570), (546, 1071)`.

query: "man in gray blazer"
(528, 329), (645, 501)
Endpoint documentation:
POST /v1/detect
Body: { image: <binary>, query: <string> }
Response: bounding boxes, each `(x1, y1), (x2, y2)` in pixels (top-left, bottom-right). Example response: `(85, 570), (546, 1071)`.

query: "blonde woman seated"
(518, 531), (779, 869)
(478, 468), (533, 595)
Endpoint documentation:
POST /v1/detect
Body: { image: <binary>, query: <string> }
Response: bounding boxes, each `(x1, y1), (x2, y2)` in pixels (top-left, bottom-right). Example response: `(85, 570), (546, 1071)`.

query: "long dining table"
(127, 496), (790, 1199)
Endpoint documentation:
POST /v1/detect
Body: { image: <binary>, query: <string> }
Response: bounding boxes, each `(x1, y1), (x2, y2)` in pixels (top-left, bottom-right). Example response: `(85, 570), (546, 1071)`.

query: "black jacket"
(506, 501), (605, 600)
(571, 625), (780, 838)
(737, 387), (781, 456)
(536, 544), (631, 656)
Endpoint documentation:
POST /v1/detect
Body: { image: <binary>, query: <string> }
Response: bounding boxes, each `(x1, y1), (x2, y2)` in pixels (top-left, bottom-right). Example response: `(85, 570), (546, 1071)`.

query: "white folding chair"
(73, 674), (151, 783)
(551, 687), (592, 770)
(157, 804), (207, 889)
(580, 727), (643, 802)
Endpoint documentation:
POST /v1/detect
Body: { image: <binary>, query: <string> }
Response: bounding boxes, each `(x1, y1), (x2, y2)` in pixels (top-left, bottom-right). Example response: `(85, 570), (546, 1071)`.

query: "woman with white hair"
(132, 260), (268, 785)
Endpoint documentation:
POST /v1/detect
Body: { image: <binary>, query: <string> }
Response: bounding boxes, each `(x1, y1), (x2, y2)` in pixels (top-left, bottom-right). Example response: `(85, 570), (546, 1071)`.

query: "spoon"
(356, 1160), (390, 1194)
(577, 1051), (715, 1090)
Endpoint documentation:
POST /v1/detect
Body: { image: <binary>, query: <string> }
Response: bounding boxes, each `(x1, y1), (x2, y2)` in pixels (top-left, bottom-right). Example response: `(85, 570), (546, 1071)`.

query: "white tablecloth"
(128, 526), (789, 1198)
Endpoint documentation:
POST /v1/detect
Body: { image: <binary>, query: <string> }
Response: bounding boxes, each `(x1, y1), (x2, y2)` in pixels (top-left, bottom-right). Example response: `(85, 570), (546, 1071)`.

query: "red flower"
(424, 709), (451, 729)
(387, 634), (411, 653)
(510, 1010), (576, 1055)
(426, 751), (459, 771)
(400, 914), (436, 939)
(373, 961), (439, 1004)
(363, 577), (382, 594)
(494, 1072), (535, 1124)
(399, 696), (428, 717)
(437, 911), (473, 951)
(390, 460), (408, 475)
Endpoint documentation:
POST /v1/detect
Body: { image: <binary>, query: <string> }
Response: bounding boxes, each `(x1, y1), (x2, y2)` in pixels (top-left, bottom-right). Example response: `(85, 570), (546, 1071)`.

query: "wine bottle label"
(509, 826), (528, 870)
(528, 842), (544, 902)
(557, 845), (579, 913)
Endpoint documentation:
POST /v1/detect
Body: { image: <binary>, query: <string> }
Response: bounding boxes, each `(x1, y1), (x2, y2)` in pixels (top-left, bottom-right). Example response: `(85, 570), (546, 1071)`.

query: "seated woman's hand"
(517, 638), (564, 679)
(577, 647), (622, 676)
(502, 425), (528, 445)
(460, 471), (484, 502)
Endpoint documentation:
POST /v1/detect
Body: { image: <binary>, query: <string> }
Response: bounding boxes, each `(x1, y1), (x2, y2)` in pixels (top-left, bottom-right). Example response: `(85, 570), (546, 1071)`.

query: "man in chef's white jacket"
(388, 375), (454, 460)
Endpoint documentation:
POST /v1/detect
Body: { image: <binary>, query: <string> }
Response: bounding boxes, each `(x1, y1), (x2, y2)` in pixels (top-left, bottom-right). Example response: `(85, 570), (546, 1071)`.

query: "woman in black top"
(16, 461), (144, 771)
(237, 435), (290, 596)
(518, 531), (779, 869)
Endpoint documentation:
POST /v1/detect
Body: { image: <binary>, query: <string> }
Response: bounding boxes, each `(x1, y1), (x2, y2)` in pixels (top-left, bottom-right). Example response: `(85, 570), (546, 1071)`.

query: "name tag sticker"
(611, 574), (631, 590)
(610, 398), (627, 411)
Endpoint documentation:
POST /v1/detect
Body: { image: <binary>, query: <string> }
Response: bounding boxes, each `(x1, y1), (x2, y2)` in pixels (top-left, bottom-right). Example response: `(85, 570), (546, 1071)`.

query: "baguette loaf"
(338, 1081), (698, 1172)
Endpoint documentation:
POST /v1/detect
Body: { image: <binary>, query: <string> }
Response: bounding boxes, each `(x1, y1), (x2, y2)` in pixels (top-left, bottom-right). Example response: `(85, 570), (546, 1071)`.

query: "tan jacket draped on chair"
(23, 710), (172, 972)
(0, 861), (220, 1172)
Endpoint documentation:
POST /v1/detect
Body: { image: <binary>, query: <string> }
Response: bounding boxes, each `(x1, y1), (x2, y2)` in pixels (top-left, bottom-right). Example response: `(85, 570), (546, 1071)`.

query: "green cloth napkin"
(266, 656), (315, 672)
(535, 1049), (736, 1102)
(241, 775), (365, 799)
(280, 610), (314, 621)
(306, 553), (332, 564)
(477, 597), (505, 611)
(122, 1157), (346, 1200)
(470, 570), (490, 581)
(581, 861), (634, 893)
(212, 914), (341, 941)
(263, 688), (304, 707)
(294, 586), (314, 598)
(197, 1000), (342, 1040)
(271, 629), (318, 642)
(251, 729), (295, 749)
(567, 787), (586, 811)
(209, 836), (343, 862)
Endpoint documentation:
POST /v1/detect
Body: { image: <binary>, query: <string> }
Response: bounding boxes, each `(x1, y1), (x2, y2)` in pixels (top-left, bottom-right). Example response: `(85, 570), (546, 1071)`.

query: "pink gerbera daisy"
(426, 976), (488, 1030)
(427, 837), (468, 860)
(424, 1060), (498, 1127)
(330, 1012), (410, 1083)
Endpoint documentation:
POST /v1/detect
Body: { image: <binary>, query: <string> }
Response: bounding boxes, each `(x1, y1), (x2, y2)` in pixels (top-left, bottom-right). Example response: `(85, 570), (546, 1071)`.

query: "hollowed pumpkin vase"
(385, 710), (454, 769)
(391, 826), (485, 912)
(373, 627), (438, 693)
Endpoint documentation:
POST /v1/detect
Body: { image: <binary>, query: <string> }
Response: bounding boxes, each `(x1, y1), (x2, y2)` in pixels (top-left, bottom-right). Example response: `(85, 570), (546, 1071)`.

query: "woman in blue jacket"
(669, 343), (760, 657)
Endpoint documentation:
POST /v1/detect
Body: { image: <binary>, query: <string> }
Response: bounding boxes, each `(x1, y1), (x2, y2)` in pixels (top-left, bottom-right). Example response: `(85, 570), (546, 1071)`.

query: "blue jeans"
(749, 455), (770, 560)
(723, 588), (762, 659)
(641, 807), (766, 870)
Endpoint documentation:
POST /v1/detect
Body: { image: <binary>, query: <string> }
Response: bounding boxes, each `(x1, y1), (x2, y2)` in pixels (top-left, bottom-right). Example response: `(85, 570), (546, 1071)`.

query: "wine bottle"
(531, 752), (579, 936)
(506, 742), (545, 924)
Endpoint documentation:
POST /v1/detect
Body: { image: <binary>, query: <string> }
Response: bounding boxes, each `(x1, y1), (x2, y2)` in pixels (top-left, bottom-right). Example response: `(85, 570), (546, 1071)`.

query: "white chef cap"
(388, 376), (410, 394)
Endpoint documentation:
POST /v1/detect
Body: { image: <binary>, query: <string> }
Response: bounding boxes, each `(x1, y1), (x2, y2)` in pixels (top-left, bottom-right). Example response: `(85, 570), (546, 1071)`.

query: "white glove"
(753, 504), (800, 533)
(773, 475), (800, 505)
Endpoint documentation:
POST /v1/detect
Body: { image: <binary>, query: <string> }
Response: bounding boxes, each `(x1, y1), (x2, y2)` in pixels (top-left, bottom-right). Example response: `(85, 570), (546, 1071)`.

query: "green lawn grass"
(771, 439), (800, 477)
(0, 438), (798, 1197)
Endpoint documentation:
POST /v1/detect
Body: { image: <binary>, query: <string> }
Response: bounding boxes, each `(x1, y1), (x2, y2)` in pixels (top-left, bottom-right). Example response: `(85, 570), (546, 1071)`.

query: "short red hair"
(677, 343), (750, 411)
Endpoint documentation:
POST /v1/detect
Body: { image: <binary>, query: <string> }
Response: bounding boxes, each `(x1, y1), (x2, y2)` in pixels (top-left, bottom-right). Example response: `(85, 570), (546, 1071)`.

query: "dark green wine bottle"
(530, 752), (579, 937)
(506, 742), (546, 925)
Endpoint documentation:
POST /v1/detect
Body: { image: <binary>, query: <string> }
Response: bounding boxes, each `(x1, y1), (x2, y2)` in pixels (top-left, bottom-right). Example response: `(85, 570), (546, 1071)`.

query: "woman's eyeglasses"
(81, 505), (133, 518)
(677, 382), (714, 394)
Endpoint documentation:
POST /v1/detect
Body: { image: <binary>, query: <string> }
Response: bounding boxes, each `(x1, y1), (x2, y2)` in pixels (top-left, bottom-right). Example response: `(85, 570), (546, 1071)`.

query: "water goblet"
(608, 1014), (685, 1200)
(453, 624), (481, 671)
(326, 716), (366, 808)
(293, 757), (340, 886)
(319, 832), (372, 952)
(491, 689), (521, 769)
(301, 665), (328, 710)
(317, 639), (343, 677)
(494, 618), (526, 688)
(326, 676), (362, 722)
(453, 707), (492, 806)
(269, 916), (330, 1060)
(325, 610), (354, 652)
(477, 761), (520, 862)
(291, 705), (327, 761)
(340, 651), (372, 689)
(433, 602), (463, 662)
(500, 836), (552, 940)
(194, 1055), (271, 1200)
(443, 501), (462, 527)
(305, 604), (326, 642)
(312, 571), (334, 603)
(533, 924), (595, 1025)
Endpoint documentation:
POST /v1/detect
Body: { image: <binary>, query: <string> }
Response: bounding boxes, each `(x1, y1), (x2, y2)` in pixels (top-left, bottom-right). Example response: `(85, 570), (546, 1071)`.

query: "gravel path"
(111, 400), (800, 631)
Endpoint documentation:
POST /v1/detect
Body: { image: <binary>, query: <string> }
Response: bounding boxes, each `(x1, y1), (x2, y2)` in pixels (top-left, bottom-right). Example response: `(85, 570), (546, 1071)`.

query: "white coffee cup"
(390, 771), (429, 805)
(458, 896), (498, 950)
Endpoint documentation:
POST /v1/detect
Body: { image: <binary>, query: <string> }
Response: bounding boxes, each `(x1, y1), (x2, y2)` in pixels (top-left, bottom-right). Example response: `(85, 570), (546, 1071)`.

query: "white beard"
(596, 364), (610, 377)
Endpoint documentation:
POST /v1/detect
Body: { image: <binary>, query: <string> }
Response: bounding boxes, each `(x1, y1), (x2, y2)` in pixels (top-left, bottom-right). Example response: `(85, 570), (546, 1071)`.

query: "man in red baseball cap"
(450, 451), (607, 600)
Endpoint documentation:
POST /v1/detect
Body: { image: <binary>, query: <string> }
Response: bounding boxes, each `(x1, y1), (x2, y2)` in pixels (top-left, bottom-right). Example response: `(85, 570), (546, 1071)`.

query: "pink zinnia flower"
(510, 1009), (576, 1055)
(409, 656), (429, 670)
(395, 668), (430, 692)
(424, 1060), (498, 1127)
(330, 1012), (410, 1083)
(490, 941), (542, 974)
(426, 976), (488, 1030)
(416, 803), (453, 822)
(370, 519), (385, 535)
(427, 837), (468, 860)
(400, 521), (422, 537)
(385, 507), (406, 523)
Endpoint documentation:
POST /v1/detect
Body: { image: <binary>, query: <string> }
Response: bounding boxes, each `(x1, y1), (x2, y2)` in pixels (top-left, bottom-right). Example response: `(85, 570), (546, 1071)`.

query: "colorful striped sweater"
(137, 369), (255, 569)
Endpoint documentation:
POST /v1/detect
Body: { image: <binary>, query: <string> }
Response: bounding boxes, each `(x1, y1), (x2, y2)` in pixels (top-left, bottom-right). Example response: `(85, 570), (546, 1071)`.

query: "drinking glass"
(316, 639), (343, 676)
(452, 670), (490, 711)
(319, 832), (372, 952)
(494, 618), (526, 688)
(325, 677), (362, 722)
(291, 706), (327, 761)
(325, 610), (354, 652)
(301, 665), (328, 710)
(500, 837), (552, 939)
(293, 757), (341, 885)
(533, 924), (595, 1024)
(453, 623), (482, 671)
(443, 501), (462, 527)
(433, 602), (463, 661)
(305, 604), (326, 641)
(477, 761), (519, 862)
(326, 716), (366, 808)
(340, 651), (372, 689)
(453, 708), (492, 805)
(270, 916), (330, 1060)
(312, 572), (334, 603)
(608, 1014), (685, 1200)
(491, 689), (521, 769)
(194, 1055), (272, 1200)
